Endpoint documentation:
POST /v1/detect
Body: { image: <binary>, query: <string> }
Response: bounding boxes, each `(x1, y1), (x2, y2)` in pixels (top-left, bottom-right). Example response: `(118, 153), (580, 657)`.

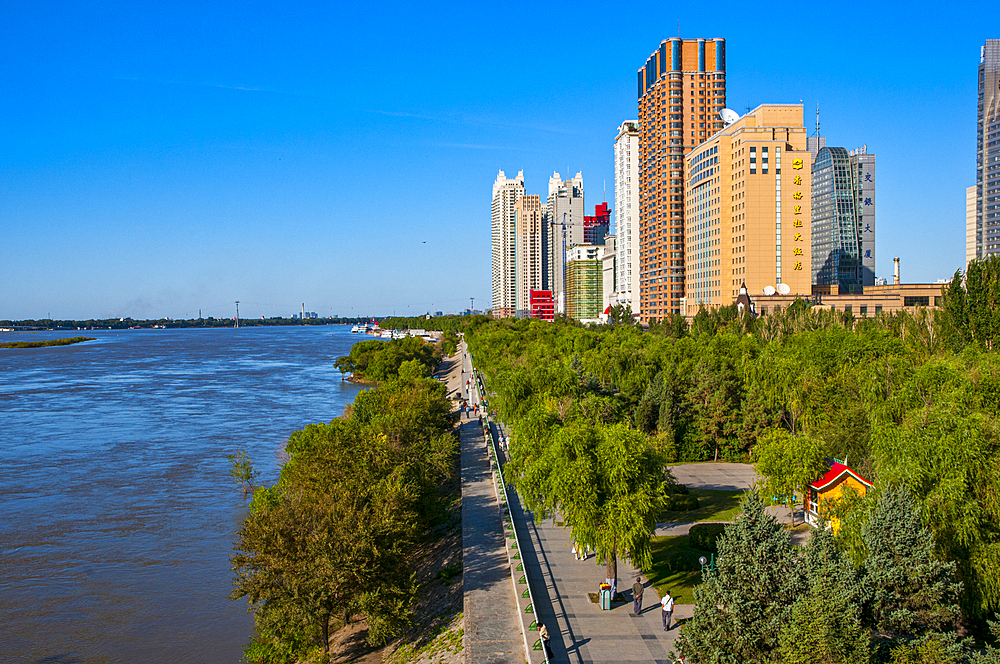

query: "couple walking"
(631, 577), (675, 631)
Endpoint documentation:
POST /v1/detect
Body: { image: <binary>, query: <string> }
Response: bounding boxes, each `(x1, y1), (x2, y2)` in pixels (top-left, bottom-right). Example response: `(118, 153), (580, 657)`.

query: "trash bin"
(600, 587), (612, 610)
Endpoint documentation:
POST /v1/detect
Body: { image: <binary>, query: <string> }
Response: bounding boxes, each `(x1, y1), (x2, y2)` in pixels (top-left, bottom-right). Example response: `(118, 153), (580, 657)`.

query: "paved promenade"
(456, 346), (524, 664)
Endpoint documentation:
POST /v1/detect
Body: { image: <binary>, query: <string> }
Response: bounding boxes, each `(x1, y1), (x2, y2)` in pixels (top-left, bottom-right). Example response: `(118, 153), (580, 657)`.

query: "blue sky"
(1, 1), (995, 320)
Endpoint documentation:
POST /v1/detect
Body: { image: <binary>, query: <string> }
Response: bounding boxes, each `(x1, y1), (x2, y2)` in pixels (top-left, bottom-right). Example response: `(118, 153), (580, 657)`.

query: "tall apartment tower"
(491, 169), (525, 318)
(614, 121), (640, 313)
(681, 104), (812, 315)
(545, 172), (584, 314)
(637, 37), (726, 320)
(811, 146), (876, 291)
(976, 40), (1000, 259)
(514, 194), (545, 318)
(967, 185), (978, 270)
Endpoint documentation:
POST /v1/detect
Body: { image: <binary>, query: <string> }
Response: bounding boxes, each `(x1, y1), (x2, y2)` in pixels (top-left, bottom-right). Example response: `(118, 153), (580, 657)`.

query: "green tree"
(777, 523), (871, 664)
(231, 467), (416, 659)
(753, 429), (826, 524)
(506, 420), (668, 589)
(862, 485), (962, 656)
(675, 489), (803, 664)
(227, 447), (261, 498)
(607, 303), (637, 327)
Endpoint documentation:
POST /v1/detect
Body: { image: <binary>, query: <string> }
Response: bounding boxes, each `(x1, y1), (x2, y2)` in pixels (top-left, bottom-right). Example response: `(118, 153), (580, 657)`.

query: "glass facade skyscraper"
(811, 147), (875, 291)
(977, 40), (1000, 258)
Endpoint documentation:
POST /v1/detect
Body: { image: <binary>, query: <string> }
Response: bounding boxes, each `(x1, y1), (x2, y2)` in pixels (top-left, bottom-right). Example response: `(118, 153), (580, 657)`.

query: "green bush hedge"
(689, 522), (727, 552)
(662, 551), (701, 573)
(663, 493), (700, 511)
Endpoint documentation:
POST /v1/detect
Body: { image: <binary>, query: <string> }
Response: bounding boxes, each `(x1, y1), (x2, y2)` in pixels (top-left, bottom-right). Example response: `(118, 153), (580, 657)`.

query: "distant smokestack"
(893, 257), (900, 285)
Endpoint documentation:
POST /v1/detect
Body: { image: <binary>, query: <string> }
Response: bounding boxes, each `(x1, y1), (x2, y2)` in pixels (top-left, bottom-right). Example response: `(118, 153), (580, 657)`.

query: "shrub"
(664, 494), (700, 511)
(689, 522), (727, 552)
(664, 550), (701, 573)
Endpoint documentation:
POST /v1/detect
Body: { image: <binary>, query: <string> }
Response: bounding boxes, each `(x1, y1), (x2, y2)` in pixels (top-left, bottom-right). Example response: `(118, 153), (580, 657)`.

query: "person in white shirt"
(661, 590), (675, 631)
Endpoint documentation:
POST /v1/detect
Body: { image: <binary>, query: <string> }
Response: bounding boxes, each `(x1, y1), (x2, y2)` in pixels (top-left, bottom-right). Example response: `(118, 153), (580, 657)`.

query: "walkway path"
(485, 404), (691, 661)
(457, 344), (524, 664)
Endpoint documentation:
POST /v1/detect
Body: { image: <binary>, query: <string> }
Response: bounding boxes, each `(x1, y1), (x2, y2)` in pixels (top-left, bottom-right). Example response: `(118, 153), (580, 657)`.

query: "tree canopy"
(231, 340), (456, 662)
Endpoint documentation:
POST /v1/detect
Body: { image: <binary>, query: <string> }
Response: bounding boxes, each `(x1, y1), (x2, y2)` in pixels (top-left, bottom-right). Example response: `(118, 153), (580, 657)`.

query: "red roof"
(810, 463), (872, 492)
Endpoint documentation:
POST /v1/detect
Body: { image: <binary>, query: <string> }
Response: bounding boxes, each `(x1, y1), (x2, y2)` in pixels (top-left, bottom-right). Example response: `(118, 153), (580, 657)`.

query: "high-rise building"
(565, 245), (604, 320)
(637, 37), (727, 321)
(976, 40), (1000, 259)
(491, 169), (525, 318)
(584, 202), (611, 245)
(602, 235), (617, 315)
(681, 104), (813, 315)
(811, 146), (876, 291)
(614, 121), (640, 313)
(545, 172), (584, 313)
(514, 194), (545, 318)
(967, 185), (978, 271)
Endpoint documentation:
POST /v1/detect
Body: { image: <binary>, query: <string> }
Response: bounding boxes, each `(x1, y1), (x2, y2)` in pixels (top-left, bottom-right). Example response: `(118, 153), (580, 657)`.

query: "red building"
(529, 290), (555, 321)
(584, 202), (611, 245)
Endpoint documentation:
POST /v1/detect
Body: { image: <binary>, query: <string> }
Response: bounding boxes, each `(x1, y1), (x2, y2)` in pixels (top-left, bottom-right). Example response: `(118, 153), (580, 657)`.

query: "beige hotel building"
(681, 104), (813, 315)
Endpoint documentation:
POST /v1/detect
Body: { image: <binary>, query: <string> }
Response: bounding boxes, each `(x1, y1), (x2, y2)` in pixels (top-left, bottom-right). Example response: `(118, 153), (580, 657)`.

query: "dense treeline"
(334, 336), (439, 382)
(231, 344), (456, 662)
(467, 257), (1000, 650)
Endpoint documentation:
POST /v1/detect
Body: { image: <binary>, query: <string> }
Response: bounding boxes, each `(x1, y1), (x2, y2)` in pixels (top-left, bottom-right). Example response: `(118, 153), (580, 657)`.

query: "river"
(0, 325), (370, 663)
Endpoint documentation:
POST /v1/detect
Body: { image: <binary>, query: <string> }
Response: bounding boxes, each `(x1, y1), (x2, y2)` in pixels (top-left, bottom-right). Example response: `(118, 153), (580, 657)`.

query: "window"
(860, 306), (868, 316)
(904, 296), (931, 307)
(875, 305), (883, 314)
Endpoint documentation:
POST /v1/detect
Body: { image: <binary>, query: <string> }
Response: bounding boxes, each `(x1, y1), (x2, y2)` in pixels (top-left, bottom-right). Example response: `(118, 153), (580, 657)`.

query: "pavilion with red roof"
(804, 462), (873, 532)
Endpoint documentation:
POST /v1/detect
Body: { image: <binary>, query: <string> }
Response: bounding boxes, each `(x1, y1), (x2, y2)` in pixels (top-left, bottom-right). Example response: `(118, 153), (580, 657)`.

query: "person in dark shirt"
(632, 577), (644, 614)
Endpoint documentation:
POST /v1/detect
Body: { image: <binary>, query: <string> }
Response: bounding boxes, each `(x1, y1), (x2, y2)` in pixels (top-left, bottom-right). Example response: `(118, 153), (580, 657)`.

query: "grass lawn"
(644, 534), (711, 605)
(661, 488), (745, 523)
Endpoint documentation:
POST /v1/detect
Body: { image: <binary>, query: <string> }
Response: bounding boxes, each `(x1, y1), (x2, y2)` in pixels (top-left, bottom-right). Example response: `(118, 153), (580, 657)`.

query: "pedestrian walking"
(632, 577), (645, 614)
(539, 622), (553, 659)
(661, 590), (675, 631)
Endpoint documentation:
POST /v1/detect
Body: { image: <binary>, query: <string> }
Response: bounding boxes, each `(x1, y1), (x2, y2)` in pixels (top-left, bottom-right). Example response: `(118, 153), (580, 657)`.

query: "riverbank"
(326, 348), (467, 664)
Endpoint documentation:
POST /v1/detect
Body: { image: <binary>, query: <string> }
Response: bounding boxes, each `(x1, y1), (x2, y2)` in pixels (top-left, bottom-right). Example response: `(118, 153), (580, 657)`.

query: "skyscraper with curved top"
(636, 37), (726, 321)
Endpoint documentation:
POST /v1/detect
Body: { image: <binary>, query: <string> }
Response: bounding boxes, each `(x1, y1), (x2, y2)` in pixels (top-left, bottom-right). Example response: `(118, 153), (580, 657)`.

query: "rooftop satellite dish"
(719, 108), (740, 125)
(763, 285), (776, 296)
(777, 283), (791, 295)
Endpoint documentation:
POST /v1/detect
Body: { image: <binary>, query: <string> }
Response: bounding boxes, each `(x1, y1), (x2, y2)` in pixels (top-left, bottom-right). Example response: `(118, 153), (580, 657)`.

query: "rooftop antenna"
(603, 179), (606, 202)
(470, 297), (475, 312)
(815, 102), (821, 137)
(677, 20), (680, 38)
